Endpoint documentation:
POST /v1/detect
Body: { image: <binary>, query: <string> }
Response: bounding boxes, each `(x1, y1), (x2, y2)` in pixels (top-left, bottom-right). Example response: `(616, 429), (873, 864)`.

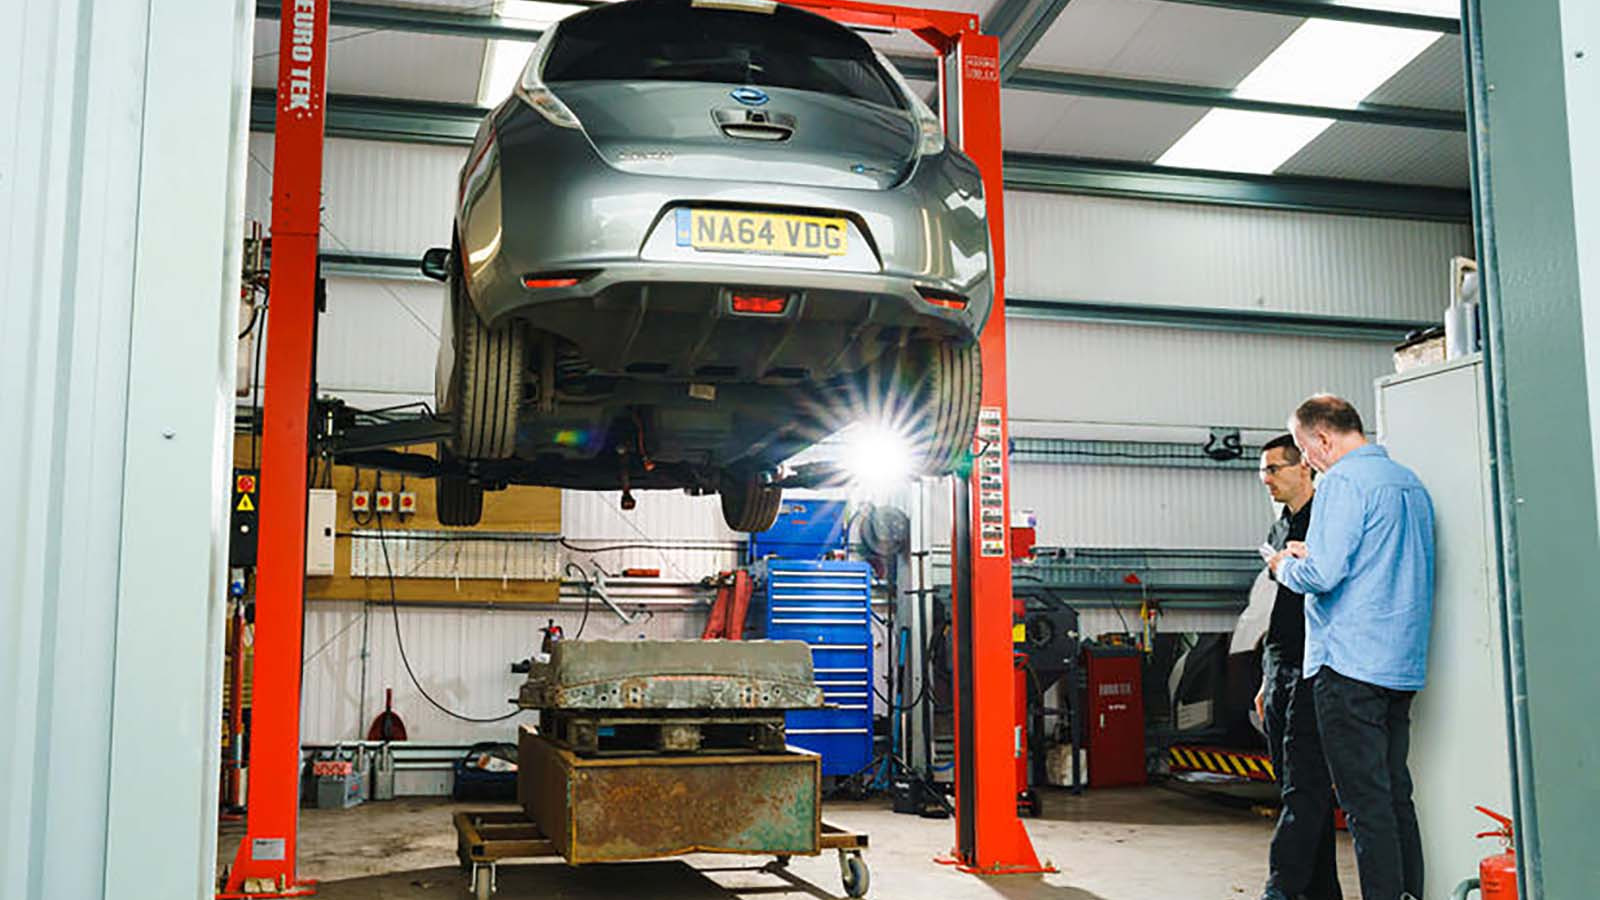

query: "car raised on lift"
(425, 0), (992, 531)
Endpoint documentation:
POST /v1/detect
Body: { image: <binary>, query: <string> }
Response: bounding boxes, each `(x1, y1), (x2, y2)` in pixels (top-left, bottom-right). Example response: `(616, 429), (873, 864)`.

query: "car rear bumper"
(486, 259), (979, 382)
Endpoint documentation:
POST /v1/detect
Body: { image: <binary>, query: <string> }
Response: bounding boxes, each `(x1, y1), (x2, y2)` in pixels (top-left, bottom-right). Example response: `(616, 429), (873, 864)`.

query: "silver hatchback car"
(426, 0), (992, 531)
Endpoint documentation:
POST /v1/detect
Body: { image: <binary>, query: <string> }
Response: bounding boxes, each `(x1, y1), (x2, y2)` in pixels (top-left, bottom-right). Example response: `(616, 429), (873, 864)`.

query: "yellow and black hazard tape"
(1168, 745), (1275, 782)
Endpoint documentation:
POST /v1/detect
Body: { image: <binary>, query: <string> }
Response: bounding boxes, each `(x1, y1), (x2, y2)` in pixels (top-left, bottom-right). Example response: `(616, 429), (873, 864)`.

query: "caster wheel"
(471, 864), (494, 900)
(841, 853), (869, 898)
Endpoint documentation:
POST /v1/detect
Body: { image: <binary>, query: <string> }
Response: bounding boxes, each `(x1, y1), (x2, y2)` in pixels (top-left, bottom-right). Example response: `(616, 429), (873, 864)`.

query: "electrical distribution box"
(306, 489), (337, 576)
(229, 469), (260, 567)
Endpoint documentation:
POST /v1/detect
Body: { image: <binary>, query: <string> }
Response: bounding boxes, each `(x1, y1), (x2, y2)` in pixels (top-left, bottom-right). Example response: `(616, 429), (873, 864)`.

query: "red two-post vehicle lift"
(223, 1), (1047, 894)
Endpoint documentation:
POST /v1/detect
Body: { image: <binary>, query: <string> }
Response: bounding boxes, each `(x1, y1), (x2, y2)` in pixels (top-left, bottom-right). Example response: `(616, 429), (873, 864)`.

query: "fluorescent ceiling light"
(1233, 20), (1443, 107)
(1158, 109), (1334, 174)
(1156, 20), (1444, 174)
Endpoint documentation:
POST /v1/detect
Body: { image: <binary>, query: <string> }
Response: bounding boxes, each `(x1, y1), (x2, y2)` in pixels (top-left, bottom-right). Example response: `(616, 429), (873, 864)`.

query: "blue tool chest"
(752, 560), (874, 777)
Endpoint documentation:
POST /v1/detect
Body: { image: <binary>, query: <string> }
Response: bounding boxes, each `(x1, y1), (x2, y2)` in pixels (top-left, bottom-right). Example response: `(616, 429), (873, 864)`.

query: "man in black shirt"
(1257, 434), (1342, 900)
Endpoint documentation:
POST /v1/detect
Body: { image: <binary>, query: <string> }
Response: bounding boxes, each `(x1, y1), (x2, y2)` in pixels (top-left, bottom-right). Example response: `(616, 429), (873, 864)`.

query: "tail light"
(730, 291), (789, 314)
(917, 286), (968, 311)
(513, 29), (582, 129)
(522, 273), (586, 289)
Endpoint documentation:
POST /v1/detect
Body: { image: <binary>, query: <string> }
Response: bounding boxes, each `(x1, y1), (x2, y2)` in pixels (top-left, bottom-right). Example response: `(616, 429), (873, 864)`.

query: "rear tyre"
(857, 339), (980, 476)
(720, 471), (783, 533)
(450, 277), (525, 459)
(436, 474), (484, 527)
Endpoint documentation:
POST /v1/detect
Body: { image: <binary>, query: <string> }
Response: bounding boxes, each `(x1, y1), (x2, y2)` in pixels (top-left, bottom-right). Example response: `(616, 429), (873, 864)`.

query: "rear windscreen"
(542, 1), (906, 109)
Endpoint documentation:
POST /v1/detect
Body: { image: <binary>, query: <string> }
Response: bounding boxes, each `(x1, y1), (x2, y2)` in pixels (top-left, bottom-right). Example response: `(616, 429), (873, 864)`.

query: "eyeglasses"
(1258, 463), (1298, 476)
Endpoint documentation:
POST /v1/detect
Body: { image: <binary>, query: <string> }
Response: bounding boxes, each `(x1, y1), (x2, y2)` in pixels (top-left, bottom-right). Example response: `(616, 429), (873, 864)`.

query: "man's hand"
(1268, 541), (1309, 576)
(1254, 685), (1265, 723)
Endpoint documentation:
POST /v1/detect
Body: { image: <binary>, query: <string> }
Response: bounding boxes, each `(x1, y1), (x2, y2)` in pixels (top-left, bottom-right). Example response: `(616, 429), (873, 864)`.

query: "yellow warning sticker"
(236, 494), (255, 512)
(1013, 623), (1026, 643)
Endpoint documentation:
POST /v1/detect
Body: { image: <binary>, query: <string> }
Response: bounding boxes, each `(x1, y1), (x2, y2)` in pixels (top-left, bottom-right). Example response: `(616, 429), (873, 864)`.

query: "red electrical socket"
(350, 490), (371, 513)
(397, 491), (417, 515)
(374, 491), (395, 514)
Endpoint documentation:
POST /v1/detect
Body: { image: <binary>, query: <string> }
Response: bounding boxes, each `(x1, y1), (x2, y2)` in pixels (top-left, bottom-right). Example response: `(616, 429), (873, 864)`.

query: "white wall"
(1005, 190), (1471, 320)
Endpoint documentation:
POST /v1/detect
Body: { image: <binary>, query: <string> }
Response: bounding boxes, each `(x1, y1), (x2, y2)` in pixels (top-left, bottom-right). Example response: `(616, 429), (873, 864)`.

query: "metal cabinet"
(1375, 354), (1515, 893)
(752, 560), (875, 777)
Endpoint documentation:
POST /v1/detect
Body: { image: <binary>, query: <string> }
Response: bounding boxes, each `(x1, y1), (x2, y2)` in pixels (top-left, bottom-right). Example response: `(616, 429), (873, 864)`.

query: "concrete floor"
(217, 785), (1357, 900)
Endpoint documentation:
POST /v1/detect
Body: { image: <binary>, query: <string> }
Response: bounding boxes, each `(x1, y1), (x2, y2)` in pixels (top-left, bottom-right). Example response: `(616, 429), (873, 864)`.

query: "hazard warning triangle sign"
(236, 494), (255, 512)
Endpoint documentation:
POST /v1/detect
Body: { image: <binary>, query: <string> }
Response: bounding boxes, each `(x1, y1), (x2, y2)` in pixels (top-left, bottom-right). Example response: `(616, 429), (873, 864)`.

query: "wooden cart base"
(453, 810), (871, 899)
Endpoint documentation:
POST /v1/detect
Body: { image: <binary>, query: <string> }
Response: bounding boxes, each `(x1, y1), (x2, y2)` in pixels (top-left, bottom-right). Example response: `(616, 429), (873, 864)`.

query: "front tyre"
(449, 276), (525, 459)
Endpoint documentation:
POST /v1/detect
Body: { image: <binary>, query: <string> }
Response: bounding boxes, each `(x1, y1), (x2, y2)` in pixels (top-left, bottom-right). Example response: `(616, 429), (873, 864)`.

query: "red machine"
(1083, 644), (1146, 788)
(1473, 806), (1519, 900)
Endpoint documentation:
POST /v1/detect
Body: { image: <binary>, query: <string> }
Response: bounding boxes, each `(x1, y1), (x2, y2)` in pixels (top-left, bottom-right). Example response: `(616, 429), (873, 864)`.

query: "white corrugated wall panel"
(246, 134), (466, 257)
(245, 276), (445, 406)
(1003, 191), (1473, 321)
(923, 464), (1274, 551)
(300, 602), (710, 744)
(316, 276), (447, 400)
(559, 490), (745, 580)
(1007, 318), (1397, 431)
(1010, 463), (1272, 549)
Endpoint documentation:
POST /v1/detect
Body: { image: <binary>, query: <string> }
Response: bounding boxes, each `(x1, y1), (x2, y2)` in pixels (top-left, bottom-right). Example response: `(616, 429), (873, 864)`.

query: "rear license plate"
(676, 208), (848, 257)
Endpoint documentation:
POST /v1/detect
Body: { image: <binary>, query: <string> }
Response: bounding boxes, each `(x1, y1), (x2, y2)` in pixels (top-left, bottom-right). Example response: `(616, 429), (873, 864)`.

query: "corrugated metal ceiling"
(1365, 34), (1465, 111)
(1278, 122), (1470, 188)
(1024, 0), (1300, 89)
(1003, 91), (1205, 160)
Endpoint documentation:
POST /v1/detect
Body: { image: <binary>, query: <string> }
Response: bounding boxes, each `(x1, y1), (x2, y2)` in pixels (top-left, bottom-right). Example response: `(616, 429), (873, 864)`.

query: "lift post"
(788, 0), (1047, 875)
(221, 0), (328, 895)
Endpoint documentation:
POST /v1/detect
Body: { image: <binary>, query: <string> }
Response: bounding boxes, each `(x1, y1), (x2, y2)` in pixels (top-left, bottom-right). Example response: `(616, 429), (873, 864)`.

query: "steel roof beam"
(1003, 151), (1470, 221)
(994, 0), (1078, 81)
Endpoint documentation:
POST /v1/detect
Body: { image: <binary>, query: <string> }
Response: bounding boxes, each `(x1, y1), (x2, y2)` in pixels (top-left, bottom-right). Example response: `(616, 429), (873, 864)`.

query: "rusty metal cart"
(457, 642), (871, 897)
(453, 809), (870, 899)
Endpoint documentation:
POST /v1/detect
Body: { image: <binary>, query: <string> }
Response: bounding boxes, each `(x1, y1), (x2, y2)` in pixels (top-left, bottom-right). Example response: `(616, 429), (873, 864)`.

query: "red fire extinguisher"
(1465, 805), (1518, 900)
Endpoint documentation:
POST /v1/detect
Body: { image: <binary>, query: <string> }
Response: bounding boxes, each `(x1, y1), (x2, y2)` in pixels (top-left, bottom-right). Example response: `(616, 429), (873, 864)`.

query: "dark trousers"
(1313, 667), (1424, 900)
(1262, 648), (1343, 900)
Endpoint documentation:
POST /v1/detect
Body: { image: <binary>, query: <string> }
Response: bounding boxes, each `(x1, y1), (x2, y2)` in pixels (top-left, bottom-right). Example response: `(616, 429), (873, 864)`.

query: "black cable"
(249, 303), (268, 468)
(563, 562), (595, 640)
(237, 296), (263, 340)
(375, 515), (521, 724)
(873, 682), (930, 712)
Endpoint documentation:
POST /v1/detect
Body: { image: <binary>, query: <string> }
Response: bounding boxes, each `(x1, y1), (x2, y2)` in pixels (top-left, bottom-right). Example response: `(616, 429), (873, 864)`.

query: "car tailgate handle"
(713, 108), (795, 142)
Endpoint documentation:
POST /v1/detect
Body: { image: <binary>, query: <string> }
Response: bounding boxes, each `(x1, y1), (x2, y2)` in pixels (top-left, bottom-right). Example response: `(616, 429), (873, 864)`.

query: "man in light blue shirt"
(1268, 394), (1435, 900)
